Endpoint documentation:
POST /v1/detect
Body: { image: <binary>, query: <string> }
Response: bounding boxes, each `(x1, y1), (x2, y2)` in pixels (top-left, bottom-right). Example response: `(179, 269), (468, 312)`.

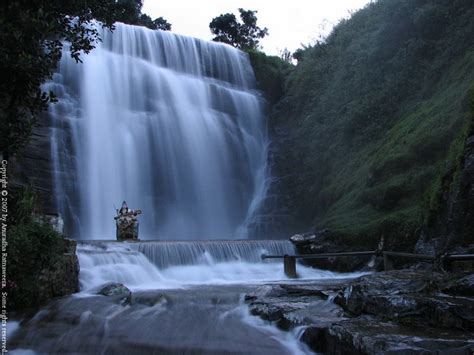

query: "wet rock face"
(247, 124), (302, 239)
(322, 317), (474, 355)
(337, 270), (474, 331)
(417, 134), (474, 258)
(442, 274), (474, 297)
(290, 230), (374, 272)
(245, 270), (474, 354)
(37, 238), (80, 305)
(98, 283), (131, 297)
(247, 281), (349, 332)
(9, 113), (57, 214)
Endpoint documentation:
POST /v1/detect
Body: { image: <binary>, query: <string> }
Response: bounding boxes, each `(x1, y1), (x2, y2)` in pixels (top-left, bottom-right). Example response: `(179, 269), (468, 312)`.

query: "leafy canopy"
(138, 15), (172, 31)
(209, 8), (268, 50)
(0, 0), (171, 156)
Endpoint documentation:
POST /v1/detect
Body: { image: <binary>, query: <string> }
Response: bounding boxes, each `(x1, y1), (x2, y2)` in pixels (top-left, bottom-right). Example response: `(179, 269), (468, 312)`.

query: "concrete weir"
(77, 239), (297, 269)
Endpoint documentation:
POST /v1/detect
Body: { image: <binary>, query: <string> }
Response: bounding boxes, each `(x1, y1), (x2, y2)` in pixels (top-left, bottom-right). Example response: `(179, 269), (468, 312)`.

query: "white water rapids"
(77, 240), (358, 292)
(10, 240), (367, 354)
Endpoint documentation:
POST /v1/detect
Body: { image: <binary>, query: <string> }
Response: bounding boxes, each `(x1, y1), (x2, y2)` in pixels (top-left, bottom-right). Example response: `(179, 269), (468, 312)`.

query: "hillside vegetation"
(265, 0), (474, 248)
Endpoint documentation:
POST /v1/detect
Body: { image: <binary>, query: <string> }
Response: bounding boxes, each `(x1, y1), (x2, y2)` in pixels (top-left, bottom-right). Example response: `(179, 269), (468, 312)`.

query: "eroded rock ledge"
(245, 270), (474, 354)
(36, 238), (80, 307)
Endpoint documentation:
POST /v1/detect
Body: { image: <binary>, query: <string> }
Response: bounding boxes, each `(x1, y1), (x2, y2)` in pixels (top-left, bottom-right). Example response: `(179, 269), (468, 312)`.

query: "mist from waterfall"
(46, 23), (268, 239)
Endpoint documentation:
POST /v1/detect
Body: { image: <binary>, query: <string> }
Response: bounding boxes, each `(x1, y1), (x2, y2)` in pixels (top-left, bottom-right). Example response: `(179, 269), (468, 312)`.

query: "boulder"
(322, 317), (474, 355)
(98, 283), (131, 297)
(291, 229), (372, 272)
(442, 274), (474, 297)
(246, 271), (474, 354)
(289, 232), (317, 246)
(337, 270), (474, 330)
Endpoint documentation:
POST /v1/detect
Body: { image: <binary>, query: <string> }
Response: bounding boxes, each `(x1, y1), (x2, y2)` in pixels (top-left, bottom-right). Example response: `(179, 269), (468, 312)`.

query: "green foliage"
(114, 0), (144, 24)
(0, 0), (171, 156)
(152, 16), (172, 31)
(273, 0), (474, 248)
(248, 50), (293, 105)
(1, 1), (120, 156)
(210, 9), (268, 50)
(103, 0), (172, 30)
(8, 186), (36, 226)
(137, 14), (172, 31)
(7, 188), (64, 310)
(278, 48), (293, 64)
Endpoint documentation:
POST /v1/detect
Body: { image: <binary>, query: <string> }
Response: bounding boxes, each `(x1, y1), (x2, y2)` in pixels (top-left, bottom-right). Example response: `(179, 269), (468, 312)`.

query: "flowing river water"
(9, 240), (364, 354)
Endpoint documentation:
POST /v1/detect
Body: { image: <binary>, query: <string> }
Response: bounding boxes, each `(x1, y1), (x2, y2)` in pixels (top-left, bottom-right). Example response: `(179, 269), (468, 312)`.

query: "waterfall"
(46, 23), (268, 239)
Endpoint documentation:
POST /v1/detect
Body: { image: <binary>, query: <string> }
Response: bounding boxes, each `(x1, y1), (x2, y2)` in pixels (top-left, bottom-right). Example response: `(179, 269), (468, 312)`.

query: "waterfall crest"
(129, 240), (295, 268)
(47, 23), (268, 239)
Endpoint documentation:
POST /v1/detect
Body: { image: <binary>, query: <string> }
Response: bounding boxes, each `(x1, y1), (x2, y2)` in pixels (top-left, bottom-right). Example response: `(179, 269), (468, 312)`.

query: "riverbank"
(245, 269), (474, 354)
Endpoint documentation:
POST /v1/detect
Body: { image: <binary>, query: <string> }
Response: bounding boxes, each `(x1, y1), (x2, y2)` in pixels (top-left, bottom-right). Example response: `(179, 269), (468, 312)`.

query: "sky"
(143, 0), (371, 55)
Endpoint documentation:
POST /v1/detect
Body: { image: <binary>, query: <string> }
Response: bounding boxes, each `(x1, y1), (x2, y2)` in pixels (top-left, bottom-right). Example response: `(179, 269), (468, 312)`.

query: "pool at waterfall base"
(9, 240), (365, 354)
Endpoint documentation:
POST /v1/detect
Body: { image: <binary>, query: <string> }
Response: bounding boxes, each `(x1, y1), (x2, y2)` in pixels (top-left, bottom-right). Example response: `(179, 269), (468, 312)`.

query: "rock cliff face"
(36, 238), (80, 307)
(10, 113), (56, 214)
(12, 105), (82, 236)
(247, 124), (303, 238)
(416, 132), (474, 256)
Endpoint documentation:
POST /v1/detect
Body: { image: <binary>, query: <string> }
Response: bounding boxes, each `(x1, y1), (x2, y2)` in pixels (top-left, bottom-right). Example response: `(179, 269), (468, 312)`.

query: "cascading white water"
(76, 240), (362, 291)
(129, 239), (295, 268)
(46, 23), (268, 239)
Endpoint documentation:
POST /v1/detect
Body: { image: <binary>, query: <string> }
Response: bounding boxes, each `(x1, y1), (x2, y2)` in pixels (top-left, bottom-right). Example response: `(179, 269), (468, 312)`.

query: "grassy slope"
(270, 0), (474, 248)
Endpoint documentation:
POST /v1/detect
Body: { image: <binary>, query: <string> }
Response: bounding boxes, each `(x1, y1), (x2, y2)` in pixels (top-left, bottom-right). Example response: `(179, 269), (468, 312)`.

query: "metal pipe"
(382, 251), (435, 261)
(262, 251), (376, 259)
(445, 254), (474, 261)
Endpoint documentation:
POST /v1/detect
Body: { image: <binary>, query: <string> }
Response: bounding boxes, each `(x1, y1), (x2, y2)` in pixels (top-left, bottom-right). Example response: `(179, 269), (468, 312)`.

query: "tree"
(153, 17), (172, 31)
(113, 0), (172, 30)
(0, 0), (163, 156)
(209, 8), (268, 50)
(114, 0), (144, 24)
(137, 14), (172, 31)
(278, 48), (293, 63)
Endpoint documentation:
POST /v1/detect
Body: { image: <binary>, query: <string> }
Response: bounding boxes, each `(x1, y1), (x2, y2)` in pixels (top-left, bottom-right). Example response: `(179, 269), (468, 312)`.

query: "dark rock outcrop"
(416, 133), (474, 259)
(10, 111), (79, 236)
(9, 113), (56, 214)
(247, 124), (302, 238)
(442, 274), (474, 297)
(246, 270), (474, 354)
(98, 283), (131, 297)
(290, 230), (377, 272)
(320, 317), (474, 355)
(337, 270), (474, 331)
(37, 238), (80, 305)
